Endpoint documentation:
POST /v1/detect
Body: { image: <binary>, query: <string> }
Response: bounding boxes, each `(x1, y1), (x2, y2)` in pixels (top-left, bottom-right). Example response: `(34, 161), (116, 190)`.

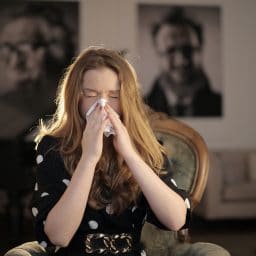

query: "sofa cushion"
(223, 182), (256, 201)
(217, 152), (248, 186)
(248, 152), (256, 181)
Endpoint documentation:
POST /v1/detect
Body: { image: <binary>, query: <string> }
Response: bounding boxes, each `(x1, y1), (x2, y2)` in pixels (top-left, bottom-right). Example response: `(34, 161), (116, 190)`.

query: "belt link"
(85, 233), (133, 254)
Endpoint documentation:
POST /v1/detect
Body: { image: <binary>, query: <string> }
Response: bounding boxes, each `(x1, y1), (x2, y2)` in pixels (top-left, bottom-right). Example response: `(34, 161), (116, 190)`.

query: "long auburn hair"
(36, 46), (165, 214)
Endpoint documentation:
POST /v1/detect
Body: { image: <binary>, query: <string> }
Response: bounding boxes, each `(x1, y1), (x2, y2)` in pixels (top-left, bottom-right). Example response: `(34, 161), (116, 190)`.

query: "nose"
(8, 50), (26, 68)
(172, 51), (189, 68)
(97, 92), (109, 101)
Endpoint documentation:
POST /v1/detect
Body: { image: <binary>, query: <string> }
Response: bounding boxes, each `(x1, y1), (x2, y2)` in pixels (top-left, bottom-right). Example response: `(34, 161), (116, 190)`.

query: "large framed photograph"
(0, 1), (79, 138)
(137, 4), (222, 117)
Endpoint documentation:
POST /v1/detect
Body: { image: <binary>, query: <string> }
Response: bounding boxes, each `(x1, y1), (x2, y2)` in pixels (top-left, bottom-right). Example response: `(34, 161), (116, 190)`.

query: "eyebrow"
(83, 88), (120, 93)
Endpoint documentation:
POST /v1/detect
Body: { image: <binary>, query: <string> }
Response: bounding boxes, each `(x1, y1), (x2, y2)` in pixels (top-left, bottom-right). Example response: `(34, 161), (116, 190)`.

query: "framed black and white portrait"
(137, 4), (222, 117)
(0, 1), (79, 138)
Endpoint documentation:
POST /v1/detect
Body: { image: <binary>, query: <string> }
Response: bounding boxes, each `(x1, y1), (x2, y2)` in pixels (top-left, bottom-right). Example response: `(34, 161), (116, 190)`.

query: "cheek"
(78, 98), (95, 119)
(160, 58), (171, 71)
(108, 100), (121, 115)
(28, 49), (46, 69)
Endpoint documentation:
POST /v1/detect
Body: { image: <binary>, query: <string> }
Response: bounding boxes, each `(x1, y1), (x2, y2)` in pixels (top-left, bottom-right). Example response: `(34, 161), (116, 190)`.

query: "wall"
(79, 0), (256, 150)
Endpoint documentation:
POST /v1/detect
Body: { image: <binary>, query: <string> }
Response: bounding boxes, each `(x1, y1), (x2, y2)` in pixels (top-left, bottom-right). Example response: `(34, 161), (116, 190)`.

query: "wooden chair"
(148, 109), (209, 209)
(140, 108), (230, 255)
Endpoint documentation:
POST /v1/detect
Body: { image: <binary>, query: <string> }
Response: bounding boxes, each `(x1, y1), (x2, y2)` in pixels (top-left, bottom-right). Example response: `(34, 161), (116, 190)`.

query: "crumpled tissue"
(86, 98), (117, 137)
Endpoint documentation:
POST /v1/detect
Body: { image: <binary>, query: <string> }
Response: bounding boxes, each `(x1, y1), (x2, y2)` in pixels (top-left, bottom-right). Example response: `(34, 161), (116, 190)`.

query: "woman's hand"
(81, 104), (109, 164)
(105, 104), (137, 159)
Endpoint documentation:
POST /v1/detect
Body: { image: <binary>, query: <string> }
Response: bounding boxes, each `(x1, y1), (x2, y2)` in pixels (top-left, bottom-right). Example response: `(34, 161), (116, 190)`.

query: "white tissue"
(85, 99), (116, 137)
(86, 98), (107, 116)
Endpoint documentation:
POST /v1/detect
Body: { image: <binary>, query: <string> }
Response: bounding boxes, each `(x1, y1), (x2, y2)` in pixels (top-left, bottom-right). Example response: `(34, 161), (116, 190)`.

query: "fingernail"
(102, 113), (107, 121)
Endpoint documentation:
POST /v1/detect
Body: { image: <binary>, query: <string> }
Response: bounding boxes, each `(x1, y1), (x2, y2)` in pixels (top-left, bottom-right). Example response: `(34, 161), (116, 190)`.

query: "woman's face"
(79, 67), (121, 119)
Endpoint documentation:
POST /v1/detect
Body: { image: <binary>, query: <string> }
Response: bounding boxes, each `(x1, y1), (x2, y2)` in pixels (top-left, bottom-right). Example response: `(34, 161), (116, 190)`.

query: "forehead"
(155, 24), (194, 50)
(0, 17), (48, 43)
(82, 67), (120, 91)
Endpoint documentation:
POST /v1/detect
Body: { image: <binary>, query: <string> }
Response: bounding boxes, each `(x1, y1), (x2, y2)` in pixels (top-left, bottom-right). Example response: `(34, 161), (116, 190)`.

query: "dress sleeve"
(145, 154), (191, 230)
(31, 136), (69, 253)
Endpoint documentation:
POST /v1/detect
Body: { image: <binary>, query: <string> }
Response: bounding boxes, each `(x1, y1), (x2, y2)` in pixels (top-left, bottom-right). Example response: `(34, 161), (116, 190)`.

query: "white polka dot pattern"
(55, 246), (61, 252)
(131, 206), (137, 212)
(62, 179), (70, 186)
(142, 214), (147, 225)
(141, 249), (146, 256)
(40, 192), (49, 197)
(34, 183), (38, 191)
(32, 207), (38, 217)
(36, 155), (44, 164)
(88, 220), (98, 230)
(185, 198), (191, 209)
(171, 178), (177, 187)
(39, 241), (47, 248)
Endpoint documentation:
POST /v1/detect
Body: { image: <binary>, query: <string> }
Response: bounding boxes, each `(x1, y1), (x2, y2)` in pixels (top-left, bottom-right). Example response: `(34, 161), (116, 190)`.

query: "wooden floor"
(1, 213), (256, 256)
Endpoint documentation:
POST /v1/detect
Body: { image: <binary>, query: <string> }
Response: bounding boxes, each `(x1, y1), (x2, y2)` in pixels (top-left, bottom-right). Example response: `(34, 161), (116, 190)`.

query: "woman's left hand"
(105, 104), (137, 159)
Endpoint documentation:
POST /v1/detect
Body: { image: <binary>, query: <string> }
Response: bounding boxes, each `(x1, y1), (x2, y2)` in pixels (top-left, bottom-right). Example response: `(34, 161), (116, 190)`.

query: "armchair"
(4, 110), (230, 256)
(141, 110), (230, 256)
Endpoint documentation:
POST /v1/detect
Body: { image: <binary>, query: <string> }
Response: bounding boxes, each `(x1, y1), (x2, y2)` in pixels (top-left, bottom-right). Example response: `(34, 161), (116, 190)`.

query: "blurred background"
(0, 0), (255, 256)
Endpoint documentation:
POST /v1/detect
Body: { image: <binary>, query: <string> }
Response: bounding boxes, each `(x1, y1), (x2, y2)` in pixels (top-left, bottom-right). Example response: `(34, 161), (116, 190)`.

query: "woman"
(31, 47), (190, 256)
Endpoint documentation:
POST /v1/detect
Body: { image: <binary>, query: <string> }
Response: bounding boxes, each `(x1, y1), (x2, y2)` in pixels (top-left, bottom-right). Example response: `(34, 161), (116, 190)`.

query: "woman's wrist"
(79, 154), (98, 170)
(123, 150), (140, 165)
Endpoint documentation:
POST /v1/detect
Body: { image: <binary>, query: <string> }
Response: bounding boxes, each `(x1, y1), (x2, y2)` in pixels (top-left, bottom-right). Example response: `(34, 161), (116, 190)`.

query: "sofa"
(196, 150), (256, 219)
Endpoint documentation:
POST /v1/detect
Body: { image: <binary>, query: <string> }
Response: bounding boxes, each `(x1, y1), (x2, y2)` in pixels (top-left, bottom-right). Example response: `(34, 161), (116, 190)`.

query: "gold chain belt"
(85, 233), (133, 254)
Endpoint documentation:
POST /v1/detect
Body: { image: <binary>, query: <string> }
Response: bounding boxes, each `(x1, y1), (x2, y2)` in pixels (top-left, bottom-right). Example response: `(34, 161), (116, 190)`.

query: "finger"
(105, 104), (122, 130)
(105, 104), (120, 118)
(89, 106), (105, 130)
(85, 100), (98, 117)
(85, 108), (107, 137)
(87, 104), (101, 124)
(100, 116), (110, 133)
(90, 103), (101, 118)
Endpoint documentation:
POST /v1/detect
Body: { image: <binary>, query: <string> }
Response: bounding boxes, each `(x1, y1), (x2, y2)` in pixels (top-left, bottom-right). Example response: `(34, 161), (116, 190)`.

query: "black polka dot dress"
(31, 136), (191, 256)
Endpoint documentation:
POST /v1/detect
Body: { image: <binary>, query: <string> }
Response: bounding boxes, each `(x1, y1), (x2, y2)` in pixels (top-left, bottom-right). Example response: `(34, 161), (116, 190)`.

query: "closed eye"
(109, 95), (119, 99)
(82, 91), (98, 97)
(109, 92), (120, 99)
(85, 95), (97, 97)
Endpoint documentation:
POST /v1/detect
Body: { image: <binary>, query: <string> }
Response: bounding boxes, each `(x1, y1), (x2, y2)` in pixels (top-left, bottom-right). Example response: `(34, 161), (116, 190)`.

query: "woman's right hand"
(81, 104), (109, 165)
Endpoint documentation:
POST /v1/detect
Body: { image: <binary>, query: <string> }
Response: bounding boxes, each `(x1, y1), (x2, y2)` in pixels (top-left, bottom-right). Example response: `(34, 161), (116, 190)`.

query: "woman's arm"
(44, 105), (108, 247)
(44, 158), (96, 247)
(125, 152), (187, 231)
(105, 104), (187, 231)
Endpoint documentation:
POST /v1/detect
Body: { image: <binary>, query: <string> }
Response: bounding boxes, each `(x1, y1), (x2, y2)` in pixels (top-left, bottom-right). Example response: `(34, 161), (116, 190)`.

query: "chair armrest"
(195, 153), (224, 218)
(4, 242), (49, 256)
(172, 242), (231, 256)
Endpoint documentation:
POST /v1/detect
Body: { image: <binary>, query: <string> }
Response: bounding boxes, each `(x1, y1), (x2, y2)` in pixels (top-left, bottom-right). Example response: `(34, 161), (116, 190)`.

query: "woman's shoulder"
(36, 135), (60, 155)
(35, 135), (67, 175)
